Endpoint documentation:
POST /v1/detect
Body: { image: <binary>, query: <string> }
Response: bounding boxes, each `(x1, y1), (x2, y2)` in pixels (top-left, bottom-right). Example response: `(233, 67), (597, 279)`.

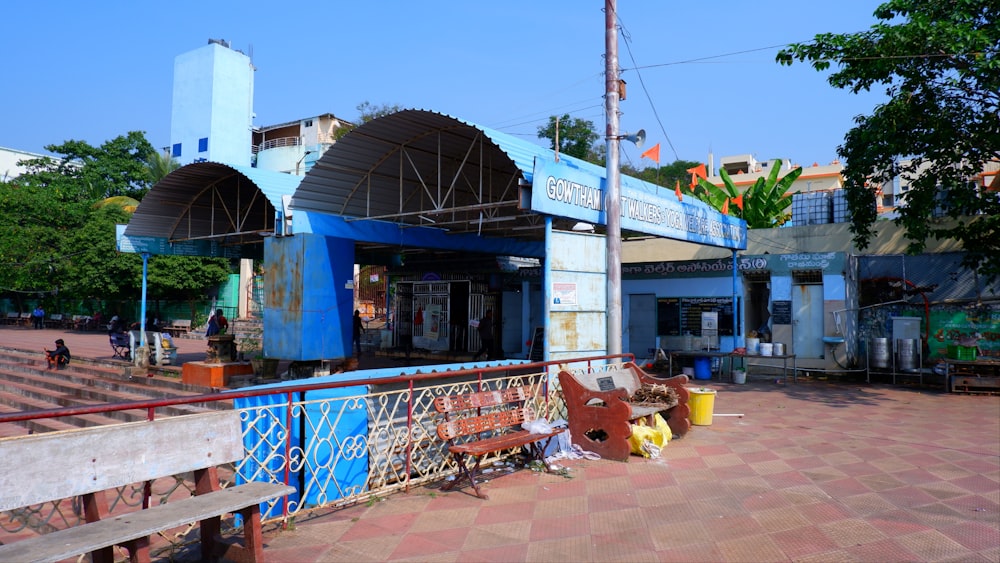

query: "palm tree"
(93, 196), (140, 214)
(147, 151), (180, 184)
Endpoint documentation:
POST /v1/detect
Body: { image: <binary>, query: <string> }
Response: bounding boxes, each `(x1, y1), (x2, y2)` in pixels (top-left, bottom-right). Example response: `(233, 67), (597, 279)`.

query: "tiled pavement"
(2, 326), (998, 561)
(259, 381), (999, 562)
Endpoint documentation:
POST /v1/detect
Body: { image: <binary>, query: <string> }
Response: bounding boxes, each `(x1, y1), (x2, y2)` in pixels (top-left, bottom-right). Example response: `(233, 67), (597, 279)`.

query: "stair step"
(0, 347), (233, 434)
(0, 375), (214, 421)
(0, 389), (122, 430)
(0, 348), (222, 398)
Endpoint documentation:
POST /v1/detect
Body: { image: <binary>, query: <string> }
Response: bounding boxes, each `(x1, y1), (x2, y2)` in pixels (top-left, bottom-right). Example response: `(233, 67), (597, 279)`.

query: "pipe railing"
(0, 353), (633, 555)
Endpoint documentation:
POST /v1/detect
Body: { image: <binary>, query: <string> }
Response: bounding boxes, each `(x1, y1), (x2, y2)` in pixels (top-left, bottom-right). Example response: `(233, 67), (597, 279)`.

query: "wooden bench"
(163, 319), (192, 337)
(44, 313), (64, 328)
(558, 362), (691, 462)
(3, 311), (19, 325)
(435, 385), (565, 499)
(0, 410), (294, 563)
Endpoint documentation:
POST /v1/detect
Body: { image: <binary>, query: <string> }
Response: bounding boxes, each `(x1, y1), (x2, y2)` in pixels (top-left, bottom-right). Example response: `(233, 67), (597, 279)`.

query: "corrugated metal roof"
(293, 109), (715, 240)
(124, 161), (300, 244)
(127, 110), (722, 249)
(859, 253), (1000, 304)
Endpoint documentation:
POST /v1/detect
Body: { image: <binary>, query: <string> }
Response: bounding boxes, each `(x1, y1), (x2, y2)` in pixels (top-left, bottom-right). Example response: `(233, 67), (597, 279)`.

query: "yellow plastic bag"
(628, 413), (672, 458)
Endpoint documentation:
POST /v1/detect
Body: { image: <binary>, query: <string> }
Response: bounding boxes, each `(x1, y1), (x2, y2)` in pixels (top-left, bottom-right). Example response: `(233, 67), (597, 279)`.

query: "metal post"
(605, 0), (622, 356)
(140, 252), (149, 347)
(543, 216), (553, 363)
(732, 250), (739, 346)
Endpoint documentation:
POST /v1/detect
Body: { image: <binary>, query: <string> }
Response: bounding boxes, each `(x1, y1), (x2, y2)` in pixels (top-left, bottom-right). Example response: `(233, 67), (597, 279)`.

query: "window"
(171, 143), (181, 157)
(198, 137), (208, 152)
(303, 119), (313, 127)
(792, 270), (823, 284)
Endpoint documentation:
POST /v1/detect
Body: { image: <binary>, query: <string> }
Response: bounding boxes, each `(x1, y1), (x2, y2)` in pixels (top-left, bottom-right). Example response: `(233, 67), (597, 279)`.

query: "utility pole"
(605, 0), (622, 356)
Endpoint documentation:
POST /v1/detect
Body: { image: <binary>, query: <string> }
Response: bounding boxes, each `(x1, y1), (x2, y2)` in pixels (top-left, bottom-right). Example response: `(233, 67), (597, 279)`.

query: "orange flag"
(641, 143), (661, 164)
(721, 198), (730, 215)
(675, 180), (683, 201)
(686, 163), (707, 188)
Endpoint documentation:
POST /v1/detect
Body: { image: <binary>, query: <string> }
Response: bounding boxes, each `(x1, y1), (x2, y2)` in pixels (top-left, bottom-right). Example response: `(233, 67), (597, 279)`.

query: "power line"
(617, 18), (679, 162)
(492, 104), (605, 132)
(628, 43), (796, 71)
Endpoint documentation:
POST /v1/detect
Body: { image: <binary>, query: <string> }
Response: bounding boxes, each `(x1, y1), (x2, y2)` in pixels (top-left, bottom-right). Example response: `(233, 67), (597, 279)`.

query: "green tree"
(357, 101), (404, 123)
(2, 131), (233, 308)
(329, 101), (396, 140)
(146, 255), (232, 320)
(59, 204), (142, 301)
(778, 0), (1000, 278)
(17, 132), (156, 200)
(0, 177), (90, 301)
(537, 114), (601, 162)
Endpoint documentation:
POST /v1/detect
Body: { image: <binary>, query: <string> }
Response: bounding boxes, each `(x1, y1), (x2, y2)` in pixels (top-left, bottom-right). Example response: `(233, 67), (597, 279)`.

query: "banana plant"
(694, 159), (802, 228)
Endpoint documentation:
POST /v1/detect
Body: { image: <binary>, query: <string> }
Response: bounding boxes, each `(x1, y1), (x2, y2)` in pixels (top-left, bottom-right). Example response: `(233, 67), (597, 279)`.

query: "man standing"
(473, 309), (494, 361)
(32, 305), (45, 329)
(353, 309), (366, 357)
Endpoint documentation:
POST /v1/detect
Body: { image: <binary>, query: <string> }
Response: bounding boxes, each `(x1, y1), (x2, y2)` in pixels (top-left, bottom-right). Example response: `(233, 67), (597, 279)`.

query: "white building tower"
(169, 39), (255, 167)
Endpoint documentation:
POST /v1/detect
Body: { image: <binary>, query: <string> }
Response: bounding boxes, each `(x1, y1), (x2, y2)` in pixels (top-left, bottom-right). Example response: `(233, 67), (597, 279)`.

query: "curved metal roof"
(293, 109), (580, 240)
(125, 110), (721, 253)
(124, 161), (300, 245)
(293, 109), (714, 240)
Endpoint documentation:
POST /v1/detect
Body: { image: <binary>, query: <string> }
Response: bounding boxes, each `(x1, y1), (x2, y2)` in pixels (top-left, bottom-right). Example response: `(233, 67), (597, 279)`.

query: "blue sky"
(1, 1), (886, 169)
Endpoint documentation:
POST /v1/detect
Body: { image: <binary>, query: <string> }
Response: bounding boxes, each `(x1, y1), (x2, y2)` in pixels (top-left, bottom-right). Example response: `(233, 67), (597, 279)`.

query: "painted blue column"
(264, 233), (355, 362)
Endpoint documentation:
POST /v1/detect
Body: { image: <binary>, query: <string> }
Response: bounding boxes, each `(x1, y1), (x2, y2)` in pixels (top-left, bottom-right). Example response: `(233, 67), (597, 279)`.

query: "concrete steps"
(0, 348), (231, 436)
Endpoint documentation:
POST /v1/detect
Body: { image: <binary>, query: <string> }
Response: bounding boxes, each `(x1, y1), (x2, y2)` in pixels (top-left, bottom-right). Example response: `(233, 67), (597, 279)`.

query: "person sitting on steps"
(45, 338), (71, 370)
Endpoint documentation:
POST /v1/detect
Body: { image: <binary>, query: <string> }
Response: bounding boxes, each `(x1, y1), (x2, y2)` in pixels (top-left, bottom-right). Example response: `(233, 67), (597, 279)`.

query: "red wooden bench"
(435, 385), (564, 499)
(558, 362), (691, 462)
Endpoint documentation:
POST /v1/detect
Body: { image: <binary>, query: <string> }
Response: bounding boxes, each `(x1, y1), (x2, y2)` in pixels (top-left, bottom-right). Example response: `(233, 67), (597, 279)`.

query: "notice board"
(772, 301), (792, 325)
(657, 297), (737, 336)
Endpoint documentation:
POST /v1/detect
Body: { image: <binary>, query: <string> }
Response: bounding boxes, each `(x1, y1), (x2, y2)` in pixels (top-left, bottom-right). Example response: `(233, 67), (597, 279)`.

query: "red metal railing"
(0, 353), (634, 533)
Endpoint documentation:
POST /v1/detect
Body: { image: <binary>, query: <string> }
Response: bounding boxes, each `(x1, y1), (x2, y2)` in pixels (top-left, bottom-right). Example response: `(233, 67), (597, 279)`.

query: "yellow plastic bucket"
(687, 387), (717, 426)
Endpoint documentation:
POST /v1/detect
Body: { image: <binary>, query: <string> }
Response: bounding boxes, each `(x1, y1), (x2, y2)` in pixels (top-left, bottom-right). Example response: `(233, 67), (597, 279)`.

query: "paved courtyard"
(1, 326), (998, 561)
(258, 379), (999, 562)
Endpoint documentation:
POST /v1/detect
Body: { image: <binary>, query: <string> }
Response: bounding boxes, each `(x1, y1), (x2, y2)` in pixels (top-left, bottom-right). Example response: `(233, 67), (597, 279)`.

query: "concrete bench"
(128, 331), (179, 365)
(435, 385), (565, 499)
(558, 362), (691, 461)
(0, 410), (294, 563)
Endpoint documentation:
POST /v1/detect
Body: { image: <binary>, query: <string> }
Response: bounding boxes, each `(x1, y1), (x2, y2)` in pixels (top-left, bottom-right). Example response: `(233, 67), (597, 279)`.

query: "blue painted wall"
(264, 234), (354, 361)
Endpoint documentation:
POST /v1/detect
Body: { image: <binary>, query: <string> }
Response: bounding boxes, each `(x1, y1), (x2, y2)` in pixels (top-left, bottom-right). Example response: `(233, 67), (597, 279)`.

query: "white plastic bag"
(522, 418), (554, 434)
